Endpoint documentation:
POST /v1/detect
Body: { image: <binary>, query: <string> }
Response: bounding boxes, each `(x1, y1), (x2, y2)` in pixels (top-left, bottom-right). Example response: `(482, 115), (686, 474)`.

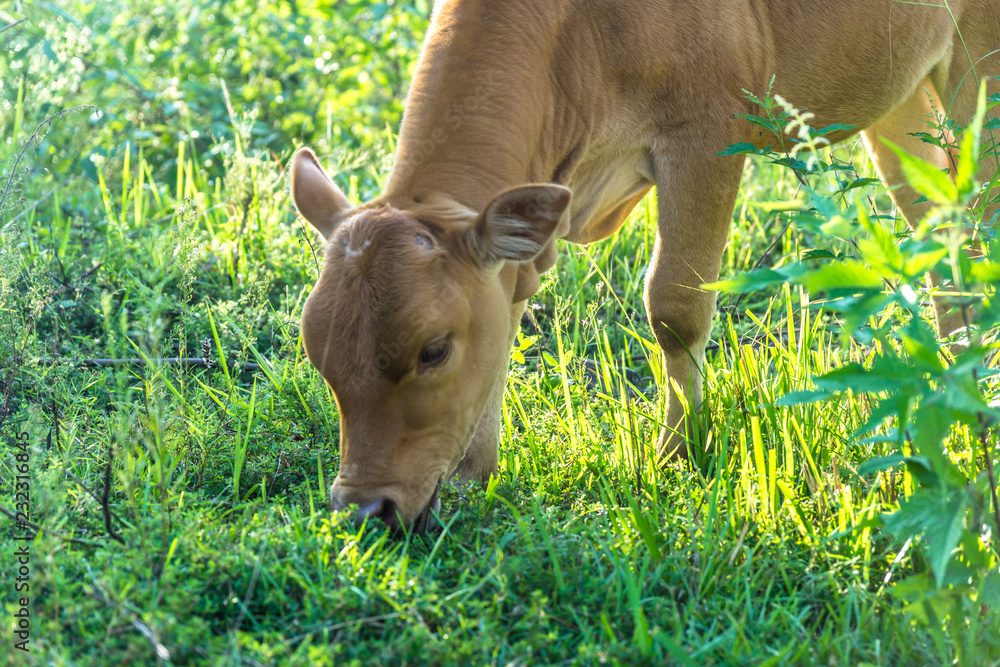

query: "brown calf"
(291, 0), (999, 530)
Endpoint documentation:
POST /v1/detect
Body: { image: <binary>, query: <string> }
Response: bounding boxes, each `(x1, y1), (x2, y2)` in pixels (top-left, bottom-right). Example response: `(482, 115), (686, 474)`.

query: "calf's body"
(292, 0), (1000, 529)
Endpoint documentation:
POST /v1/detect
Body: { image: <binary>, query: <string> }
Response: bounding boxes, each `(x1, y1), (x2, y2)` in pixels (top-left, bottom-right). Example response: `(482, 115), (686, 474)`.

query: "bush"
(1, 0), (429, 192)
(715, 83), (1000, 663)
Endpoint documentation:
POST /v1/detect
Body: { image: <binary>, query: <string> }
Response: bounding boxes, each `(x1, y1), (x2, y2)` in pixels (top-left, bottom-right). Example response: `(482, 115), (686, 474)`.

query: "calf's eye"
(418, 336), (451, 371)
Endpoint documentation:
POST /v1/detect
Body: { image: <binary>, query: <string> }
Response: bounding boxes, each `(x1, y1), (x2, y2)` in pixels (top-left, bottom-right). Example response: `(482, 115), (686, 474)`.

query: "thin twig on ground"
(0, 17), (27, 35)
(63, 469), (128, 528)
(0, 504), (101, 548)
(36, 357), (264, 372)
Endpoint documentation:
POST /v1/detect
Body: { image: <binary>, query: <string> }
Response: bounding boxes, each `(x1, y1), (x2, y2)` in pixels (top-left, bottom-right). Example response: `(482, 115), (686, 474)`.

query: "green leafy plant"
(713, 80), (1000, 663)
(1, 1), (428, 192)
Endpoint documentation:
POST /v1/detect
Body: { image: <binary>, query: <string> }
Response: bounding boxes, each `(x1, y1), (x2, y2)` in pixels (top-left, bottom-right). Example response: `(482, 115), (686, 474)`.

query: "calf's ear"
(472, 184), (571, 264)
(290, 148), (353, 240)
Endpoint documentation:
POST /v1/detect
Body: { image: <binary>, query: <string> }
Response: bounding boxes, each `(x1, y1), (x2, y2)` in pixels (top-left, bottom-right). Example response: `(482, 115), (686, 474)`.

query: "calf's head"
(290, 149), (570, 531)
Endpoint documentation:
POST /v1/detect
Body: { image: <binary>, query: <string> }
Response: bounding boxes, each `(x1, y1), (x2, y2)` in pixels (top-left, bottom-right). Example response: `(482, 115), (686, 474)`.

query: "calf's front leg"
(453, 299), (528, 483)
(645, 149), (746, 462)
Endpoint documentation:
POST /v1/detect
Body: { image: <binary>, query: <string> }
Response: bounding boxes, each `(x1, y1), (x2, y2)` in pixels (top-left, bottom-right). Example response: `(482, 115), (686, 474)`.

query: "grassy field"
(2, 2), (999, 665)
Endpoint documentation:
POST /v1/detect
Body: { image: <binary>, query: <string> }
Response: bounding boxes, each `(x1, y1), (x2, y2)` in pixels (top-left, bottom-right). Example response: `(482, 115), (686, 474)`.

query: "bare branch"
(0, 504), (102, 548)
(0, 17), (27, 35)
(36, 357), (264, 372)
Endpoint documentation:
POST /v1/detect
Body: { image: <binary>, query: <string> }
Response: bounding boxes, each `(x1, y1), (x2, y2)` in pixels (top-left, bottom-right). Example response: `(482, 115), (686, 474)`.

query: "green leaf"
(858, 430), (902, 445)
(911, 403), (955, 477)
(890, 573), (935, 602)
(813, 358), (909, 394)
(899, 334), (944, 374)
(856, 229), (902, 276)
(970, 259), (1000, 283)
(982, 572), (1000, 610)
(772, 156), (809, 172)
(902, 248), (948, 277)
(928, 498), (968, 589)
(811, 193), (846, 221)
(841, 177), (882, 192)
(817, 123), (858, 136)
(937, 376), (998, 421)
(704, 267), (788, 294)
(856, 455), (906, 476)
(43, 39), (58, 62)
(738, 114), (785, 134)
(904, 457), (939, 486)
(959, 529), (991, 569)
(820, 291), (891, 316)
(820, 215), (855, 239)
(627, 496), (662, 562)
(883, 139), (957, 204)
(748, 199), (809, 213)
(855, 392), (911, 437)
(650, 630), (699, 667)
(716, 142), (772, 157)
(801, 249), (840, 260)
(890, 575), (951, 625)
(40, 2), (84, 27)
(775, 390), (830, 406)
(797, 261), (883, 292)
(956, 80), (989, 197)
(883, 487), (968, 588)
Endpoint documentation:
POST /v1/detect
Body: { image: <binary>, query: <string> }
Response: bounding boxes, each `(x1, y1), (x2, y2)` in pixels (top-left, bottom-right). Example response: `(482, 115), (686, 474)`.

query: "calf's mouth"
(343, 482), (442, 534)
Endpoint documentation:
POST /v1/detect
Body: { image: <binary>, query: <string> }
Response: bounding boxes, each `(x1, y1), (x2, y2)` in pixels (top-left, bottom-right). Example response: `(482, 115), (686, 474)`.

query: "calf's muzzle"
(331, 483), (442, 533)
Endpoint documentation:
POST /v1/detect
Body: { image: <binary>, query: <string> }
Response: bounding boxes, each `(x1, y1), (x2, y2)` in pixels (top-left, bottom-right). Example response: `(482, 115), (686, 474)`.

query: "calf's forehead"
(305, 210), (469, 374)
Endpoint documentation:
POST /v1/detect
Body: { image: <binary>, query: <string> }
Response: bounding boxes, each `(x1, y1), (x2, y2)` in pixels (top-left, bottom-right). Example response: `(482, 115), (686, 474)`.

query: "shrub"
(714, 82), (1000, 663)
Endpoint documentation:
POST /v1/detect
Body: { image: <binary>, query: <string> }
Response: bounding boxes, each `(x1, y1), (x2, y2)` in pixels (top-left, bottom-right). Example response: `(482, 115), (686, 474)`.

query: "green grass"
(3, 132), (988, 665)
(2, 4), (999, 665)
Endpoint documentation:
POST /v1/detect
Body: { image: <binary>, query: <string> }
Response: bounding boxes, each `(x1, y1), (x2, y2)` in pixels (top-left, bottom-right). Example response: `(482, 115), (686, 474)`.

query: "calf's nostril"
(375, 499), (402, 530)
(355, 497), (386, 521)
(353, 497), (402, 530)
